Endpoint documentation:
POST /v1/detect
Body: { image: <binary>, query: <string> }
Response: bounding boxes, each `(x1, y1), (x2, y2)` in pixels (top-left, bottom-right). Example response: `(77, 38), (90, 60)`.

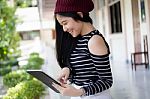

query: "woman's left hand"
(52, 83), (84, 97)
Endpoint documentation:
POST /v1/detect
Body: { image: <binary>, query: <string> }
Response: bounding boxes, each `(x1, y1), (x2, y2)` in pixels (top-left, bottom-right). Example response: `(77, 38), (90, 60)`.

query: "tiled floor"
(110, 61), (150, 99)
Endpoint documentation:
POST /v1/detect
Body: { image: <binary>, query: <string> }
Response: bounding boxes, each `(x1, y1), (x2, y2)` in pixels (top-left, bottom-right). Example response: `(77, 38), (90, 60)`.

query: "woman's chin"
(70, 32), (79, 37)
(72, 34), (78, 37)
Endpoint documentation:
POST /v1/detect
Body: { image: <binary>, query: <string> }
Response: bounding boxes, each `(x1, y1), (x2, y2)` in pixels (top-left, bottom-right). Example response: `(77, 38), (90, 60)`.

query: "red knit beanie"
(54, 0), (94, 14)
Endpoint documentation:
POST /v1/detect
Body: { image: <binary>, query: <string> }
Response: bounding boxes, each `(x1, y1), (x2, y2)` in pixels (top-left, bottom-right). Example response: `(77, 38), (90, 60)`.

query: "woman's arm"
(81, 35), (113, 96)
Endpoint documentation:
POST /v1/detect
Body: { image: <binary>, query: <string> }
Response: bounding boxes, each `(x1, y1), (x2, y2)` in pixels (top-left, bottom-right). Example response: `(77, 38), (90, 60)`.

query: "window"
(109, 1), (122, 33)
(19, 30), (40, 40)
(140, 0), (146, 22)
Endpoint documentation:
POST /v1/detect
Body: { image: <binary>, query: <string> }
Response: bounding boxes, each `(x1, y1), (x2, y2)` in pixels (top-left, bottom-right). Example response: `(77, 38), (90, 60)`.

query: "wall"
(138, 0), (148, 51)
(123, 0), (135, 61)
(145, 0), (150, 64)
(93, 0), (127, 62)
(107, 0), (127, 63)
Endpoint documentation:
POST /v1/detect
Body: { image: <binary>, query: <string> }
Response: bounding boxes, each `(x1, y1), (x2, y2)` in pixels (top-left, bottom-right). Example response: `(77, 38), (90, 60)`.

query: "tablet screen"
(26, 70), (61, 93)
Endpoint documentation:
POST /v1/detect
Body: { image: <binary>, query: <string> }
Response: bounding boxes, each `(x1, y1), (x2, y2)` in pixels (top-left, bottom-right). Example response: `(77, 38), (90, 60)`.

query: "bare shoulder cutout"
(88, 35), (108, 55)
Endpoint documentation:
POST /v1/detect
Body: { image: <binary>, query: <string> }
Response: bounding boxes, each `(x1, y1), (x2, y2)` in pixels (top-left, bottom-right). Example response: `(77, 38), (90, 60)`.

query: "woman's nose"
(63, 26), (67, 32)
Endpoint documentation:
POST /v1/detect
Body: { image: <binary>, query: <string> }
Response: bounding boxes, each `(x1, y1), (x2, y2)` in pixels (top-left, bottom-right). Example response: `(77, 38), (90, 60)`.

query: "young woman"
(52, 0), (113, 99)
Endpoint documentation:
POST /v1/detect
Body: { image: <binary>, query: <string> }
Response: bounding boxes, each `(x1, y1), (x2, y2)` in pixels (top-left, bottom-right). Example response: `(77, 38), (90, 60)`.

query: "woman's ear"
(77, 12), (83, 18)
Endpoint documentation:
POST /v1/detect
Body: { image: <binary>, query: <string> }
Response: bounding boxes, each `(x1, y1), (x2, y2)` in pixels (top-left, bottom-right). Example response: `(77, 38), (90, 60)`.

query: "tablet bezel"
(26, 70), (61, 93)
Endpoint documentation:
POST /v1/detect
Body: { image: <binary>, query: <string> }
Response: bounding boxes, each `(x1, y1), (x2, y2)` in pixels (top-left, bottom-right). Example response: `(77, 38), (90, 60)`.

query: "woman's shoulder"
(87, 31), (108, 56)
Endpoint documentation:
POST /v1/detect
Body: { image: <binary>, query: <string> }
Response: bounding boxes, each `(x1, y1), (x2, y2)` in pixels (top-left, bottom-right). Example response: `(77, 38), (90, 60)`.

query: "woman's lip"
(69, 31), (73, 34)
(69, 32), (73, 35)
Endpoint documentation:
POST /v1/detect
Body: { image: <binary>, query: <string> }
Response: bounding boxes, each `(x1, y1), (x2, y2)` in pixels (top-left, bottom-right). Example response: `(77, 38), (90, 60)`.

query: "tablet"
(26, 70), (61, 93)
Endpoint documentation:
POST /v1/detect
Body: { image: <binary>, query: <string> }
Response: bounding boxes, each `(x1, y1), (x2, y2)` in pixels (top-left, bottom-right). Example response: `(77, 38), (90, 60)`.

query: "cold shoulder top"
(69, 30), (113, 96)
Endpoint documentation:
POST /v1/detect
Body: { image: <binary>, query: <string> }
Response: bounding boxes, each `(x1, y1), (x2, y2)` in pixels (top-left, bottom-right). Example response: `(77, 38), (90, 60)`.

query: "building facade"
(92, 0), (150, 63)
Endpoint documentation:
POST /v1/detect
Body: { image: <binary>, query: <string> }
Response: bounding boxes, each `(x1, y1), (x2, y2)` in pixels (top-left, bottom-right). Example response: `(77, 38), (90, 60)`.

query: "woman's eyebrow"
(59, 20), (67, 26)
(61, 20), (67, 24)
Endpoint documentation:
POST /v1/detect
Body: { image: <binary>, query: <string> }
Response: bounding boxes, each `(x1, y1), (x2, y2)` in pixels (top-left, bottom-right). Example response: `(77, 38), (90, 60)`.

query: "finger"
(58, 77), (67, 84)
(64, 76), (68, 83)
(60, 78), (65, 83)
(52, 83), (65, 90)
(57, 76), (62, 81)
(52, 82), (56, 88)
(57, 76), (65, 82)
(52, 83), (60, 90)
(60, 83), (67, 88)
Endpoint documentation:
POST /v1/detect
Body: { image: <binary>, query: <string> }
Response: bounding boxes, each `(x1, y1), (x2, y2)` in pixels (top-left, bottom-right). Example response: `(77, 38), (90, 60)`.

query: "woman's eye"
(63, 22), (67, 25)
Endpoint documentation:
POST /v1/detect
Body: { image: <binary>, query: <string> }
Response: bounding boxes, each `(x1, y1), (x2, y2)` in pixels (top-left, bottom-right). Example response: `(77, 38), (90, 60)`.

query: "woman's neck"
(80, 22), (95, 36)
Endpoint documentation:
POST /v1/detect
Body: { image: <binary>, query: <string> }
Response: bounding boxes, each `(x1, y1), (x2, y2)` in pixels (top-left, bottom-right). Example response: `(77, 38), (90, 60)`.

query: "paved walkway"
(0, 76), (7, 99)
(110, 61), (150, 99)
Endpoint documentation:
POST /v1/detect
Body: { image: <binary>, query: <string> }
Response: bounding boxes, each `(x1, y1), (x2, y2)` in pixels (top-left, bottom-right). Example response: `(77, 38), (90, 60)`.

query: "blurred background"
(0, 0), (150, 99)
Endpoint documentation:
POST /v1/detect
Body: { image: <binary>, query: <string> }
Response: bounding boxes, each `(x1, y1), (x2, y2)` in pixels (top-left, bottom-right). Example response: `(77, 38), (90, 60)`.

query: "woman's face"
(56, 14), (83, 37)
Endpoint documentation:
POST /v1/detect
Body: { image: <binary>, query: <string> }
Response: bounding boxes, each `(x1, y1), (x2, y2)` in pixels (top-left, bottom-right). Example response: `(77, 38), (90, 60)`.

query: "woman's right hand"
(57, 67), (70, 84)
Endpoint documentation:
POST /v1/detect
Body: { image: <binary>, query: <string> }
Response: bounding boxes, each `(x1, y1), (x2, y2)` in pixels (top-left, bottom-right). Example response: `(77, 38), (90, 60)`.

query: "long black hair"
(55, 12), (93, 68)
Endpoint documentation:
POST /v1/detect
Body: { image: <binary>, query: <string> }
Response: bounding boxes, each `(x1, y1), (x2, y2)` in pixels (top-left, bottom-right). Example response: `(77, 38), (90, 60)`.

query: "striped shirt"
(69, 30), (113, 96)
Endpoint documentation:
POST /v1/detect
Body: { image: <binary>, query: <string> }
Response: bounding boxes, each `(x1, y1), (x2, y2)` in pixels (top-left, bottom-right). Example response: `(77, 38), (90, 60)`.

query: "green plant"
(22, 52), (44, 69)
(15, 0), (34, 8)
(0, 59), (18, 68)
(0, 0), (21, 62)
(0, 58), (19, 76)
(0, 66), (11, 76)
(3, 80), (45, 99)
(3, 70), (33, 88)
(0, 0), (21, 76)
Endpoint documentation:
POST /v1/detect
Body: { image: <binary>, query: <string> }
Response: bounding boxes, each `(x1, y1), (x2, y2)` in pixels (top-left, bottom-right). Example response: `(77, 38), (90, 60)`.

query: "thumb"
(64, 75), (69, 83)
(60, 83), (67, 88)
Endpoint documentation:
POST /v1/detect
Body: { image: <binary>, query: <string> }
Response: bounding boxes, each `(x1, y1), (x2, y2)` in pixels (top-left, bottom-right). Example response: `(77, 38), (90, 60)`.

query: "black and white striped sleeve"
(81, 53), (113, 96)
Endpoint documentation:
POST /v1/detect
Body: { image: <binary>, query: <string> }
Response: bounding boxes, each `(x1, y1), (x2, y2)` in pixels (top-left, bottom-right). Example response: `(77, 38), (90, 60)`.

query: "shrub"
(22, 52), (44, 69)
(3, 70), (33, 88)
(0, 66), (11, 76)
(0, 59), (18, 68)
(0, 57), (19, 76)
(3, 80), (45, 99)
